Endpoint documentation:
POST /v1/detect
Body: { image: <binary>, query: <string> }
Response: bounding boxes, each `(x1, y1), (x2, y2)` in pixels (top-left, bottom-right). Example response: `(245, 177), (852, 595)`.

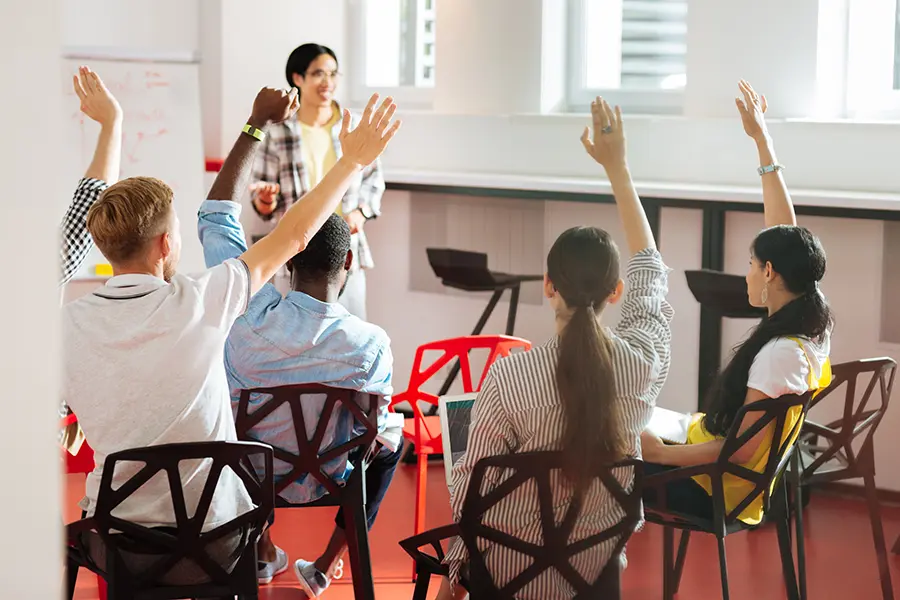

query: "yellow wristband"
(242, 123), (265, 141)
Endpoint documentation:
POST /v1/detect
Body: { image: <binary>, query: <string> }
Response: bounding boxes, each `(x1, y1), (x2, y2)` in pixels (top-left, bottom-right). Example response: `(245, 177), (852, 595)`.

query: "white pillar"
(685, 0), (822, 118)
(0, 0), (64, 597)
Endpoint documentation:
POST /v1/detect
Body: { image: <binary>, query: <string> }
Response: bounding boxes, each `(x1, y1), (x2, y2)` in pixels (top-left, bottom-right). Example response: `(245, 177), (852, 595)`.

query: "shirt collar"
(105, 273), (168, 289)
(284, 290), (349, 318)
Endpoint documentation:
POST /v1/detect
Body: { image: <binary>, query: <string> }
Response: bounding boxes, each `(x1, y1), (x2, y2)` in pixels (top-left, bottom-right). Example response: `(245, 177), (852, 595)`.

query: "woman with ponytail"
(436, 97), (674, 600)
(640, 81), (834, 526)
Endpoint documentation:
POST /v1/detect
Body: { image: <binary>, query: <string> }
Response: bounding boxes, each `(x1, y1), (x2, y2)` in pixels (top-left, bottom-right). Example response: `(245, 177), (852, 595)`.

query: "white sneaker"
(294, 559), (331, 599)
(257, 546), (289, 585)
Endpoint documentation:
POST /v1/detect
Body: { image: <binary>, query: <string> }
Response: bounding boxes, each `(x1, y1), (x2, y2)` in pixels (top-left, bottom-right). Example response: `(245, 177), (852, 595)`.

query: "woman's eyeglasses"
(305, 69), (341, 82)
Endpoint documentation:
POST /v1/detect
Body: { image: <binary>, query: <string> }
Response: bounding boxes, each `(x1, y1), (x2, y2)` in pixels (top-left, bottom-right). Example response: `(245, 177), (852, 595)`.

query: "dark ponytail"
(702, 225), (833, 436)
(548, 227), (627, 490)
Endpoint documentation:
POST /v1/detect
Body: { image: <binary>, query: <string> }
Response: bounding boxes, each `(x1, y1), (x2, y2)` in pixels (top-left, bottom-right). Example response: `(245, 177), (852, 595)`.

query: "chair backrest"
(74, 441), (273, 595)
(234, 384), (379, 500)
(713, 391), (815, 527)
(457, 451), (643, 600)
(390, 335), (532, 417)
(800, 357), (897, 478)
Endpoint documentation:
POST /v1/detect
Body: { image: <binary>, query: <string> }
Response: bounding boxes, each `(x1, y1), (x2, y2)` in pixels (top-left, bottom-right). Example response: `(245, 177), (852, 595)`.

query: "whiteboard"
(60, 57), (206, 279)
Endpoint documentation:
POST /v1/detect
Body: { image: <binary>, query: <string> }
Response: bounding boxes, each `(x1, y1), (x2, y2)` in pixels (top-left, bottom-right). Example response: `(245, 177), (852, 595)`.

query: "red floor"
(67, 461), (900, 599)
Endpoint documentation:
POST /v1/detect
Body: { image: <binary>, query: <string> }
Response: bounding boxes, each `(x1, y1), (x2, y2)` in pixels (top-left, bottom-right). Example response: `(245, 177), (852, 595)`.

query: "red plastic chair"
(61, 413), (107, 600)
(389, 335), (532, 547)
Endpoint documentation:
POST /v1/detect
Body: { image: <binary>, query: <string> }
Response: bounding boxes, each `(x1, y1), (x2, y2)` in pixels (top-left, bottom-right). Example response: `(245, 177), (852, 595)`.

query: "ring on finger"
(601, 126), (613, 134)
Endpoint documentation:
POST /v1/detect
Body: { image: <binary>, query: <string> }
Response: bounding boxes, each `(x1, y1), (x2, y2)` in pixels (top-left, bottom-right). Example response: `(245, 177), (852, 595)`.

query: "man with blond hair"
(62, 86), (401, 559)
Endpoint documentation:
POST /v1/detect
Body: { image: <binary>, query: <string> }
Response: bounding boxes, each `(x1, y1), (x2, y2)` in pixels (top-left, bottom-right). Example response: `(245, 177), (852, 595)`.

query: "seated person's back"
(64, 177), (254, 529)
(199, 207), (392, 503)
(438, 100), (673, 600)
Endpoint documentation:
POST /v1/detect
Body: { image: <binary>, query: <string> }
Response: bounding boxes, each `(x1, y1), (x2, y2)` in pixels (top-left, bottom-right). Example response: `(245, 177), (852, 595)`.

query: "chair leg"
(412, 569), (432, 600)
(344, 474), (376, 600)
(412, 452), (428, 582)
(863, 472), (895, 600)
(65, 556), (78, 600)
(716, 536), (730, 600)
(792, 471), (807, 599)
(776, 481), (800, 600)
(662, 526), (673, 600)
(672, 530), (691, 594)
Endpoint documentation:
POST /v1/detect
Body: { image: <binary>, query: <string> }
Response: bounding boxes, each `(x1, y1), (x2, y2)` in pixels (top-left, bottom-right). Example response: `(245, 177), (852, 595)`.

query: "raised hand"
(580, 96), (626, 171)
(338, 94), (402, 168)
(250, 182), (280, 216)
(73, 66), (122, 126)
(249, 87), (300, 129)
(735, 79), (769, 143)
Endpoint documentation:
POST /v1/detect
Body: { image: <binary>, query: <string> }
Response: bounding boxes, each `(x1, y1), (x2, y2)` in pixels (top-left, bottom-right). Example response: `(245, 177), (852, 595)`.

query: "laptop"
(646, 406), (694, 445)
(437, 392), (478, 486)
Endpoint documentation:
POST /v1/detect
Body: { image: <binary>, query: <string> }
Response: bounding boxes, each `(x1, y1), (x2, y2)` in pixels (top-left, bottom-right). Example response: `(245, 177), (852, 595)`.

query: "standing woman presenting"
(249, 43), (384, 319)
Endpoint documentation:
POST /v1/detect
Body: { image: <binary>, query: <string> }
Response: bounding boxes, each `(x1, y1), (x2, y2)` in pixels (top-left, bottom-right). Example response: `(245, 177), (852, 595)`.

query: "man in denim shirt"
(198, 203), (400, 595)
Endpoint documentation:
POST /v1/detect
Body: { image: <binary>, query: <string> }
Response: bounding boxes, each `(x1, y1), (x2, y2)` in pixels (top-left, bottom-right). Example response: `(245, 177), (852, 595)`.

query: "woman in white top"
(436, 99), (675, 600)
(640, 81), (833, 526)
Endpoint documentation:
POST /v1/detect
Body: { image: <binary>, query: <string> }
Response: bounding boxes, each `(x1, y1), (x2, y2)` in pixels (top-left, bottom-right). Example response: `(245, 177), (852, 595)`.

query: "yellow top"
(686, 336), (832, 525)
(298, 106), (341, 215)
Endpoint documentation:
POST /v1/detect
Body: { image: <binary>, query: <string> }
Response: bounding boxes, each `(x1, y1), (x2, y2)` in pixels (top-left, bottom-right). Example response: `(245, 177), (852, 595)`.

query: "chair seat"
(403, 416), (443, 455)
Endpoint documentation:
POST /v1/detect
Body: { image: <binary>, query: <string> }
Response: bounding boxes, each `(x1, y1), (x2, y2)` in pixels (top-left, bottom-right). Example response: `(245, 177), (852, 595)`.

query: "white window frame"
(844, 0), (900, 119)
(346, 0), (435, 110)
(566, 0), (685, 114)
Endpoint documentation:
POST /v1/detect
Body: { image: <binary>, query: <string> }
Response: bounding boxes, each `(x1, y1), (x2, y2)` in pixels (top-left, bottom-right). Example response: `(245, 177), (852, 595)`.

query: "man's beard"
(162, 258), (176, 282)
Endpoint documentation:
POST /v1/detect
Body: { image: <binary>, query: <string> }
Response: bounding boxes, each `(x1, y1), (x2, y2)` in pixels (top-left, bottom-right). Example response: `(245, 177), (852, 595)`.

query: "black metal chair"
(399, 452), (643, 600)
(643, 392), (815, 600)
(789, 357), (897, 600)
(65, 440), (274, 600)
(235, 384), (380, 600)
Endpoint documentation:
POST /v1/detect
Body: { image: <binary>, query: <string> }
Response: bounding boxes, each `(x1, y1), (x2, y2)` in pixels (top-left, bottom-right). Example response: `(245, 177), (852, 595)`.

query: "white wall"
(1, 0), (64, 596)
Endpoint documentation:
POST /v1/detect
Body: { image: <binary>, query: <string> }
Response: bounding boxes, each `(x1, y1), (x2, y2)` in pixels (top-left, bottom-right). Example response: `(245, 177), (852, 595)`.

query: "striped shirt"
(444, 248), (673, 599)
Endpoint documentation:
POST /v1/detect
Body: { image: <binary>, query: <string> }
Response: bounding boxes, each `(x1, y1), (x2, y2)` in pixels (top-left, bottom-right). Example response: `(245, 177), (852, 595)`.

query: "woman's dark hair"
(703, 225), (832, 436)
(285, 43), (338, 88)
(547, 226), (627, 489)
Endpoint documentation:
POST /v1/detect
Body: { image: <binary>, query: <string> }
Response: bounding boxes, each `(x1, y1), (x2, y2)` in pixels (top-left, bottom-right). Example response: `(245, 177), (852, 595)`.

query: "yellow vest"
(686, 337), (832, 525)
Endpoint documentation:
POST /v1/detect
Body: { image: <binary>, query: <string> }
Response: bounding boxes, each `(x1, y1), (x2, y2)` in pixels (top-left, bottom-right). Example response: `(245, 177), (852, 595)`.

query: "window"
(894, 0), (900, 89)
(844, 0), (900, 117)
(569, 0), (687, 113)
(350, 0), (436, 106)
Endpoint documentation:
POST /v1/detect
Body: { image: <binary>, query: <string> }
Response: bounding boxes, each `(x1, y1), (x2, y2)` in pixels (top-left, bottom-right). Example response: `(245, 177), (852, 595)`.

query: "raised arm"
(208, 90), (401, 295)
(736, 80), (797, 228)
(59, 67), (123, 284)
(581, 97), (655, 255)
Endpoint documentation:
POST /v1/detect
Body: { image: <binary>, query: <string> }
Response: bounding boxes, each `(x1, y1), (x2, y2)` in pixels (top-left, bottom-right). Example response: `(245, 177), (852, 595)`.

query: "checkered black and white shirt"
(60, 178), (107, 285)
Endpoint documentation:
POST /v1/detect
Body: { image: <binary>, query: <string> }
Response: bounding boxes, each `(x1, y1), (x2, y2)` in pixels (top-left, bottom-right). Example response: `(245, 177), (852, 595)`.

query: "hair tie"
(806, 281), (819, 295)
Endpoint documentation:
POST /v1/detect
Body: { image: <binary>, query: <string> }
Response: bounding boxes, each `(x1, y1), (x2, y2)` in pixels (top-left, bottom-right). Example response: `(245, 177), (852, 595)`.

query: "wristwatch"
(358, 205), (377, 220)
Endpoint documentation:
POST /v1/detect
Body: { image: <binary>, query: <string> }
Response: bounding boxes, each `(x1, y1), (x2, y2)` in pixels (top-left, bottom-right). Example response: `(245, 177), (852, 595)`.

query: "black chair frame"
(400, 452), (643, 600)
(66, 440), (274, 600)
(644, 392), (815, 600)
(789, 357), (897, 600)
(235, 384), (380, 600)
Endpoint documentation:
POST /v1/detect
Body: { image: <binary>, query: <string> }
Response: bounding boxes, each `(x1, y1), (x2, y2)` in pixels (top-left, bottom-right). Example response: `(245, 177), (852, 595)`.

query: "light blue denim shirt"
(197, 200), (393, 504)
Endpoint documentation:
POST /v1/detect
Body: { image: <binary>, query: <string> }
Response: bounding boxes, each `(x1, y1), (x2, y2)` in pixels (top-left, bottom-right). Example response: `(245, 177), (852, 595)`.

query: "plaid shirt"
(60, 178), (107, 285)
(249, 108), (385, 270)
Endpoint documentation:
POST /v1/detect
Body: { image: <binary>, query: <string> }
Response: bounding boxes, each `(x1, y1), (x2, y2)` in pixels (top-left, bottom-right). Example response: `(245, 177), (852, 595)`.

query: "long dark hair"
(703, 225), (832, 436)
(547, 227), (627, 489)
(285, 43), (338, 88)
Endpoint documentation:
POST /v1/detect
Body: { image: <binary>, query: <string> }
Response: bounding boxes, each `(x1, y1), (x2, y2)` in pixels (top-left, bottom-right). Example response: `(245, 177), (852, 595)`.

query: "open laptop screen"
(438, 393), (478, 487)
